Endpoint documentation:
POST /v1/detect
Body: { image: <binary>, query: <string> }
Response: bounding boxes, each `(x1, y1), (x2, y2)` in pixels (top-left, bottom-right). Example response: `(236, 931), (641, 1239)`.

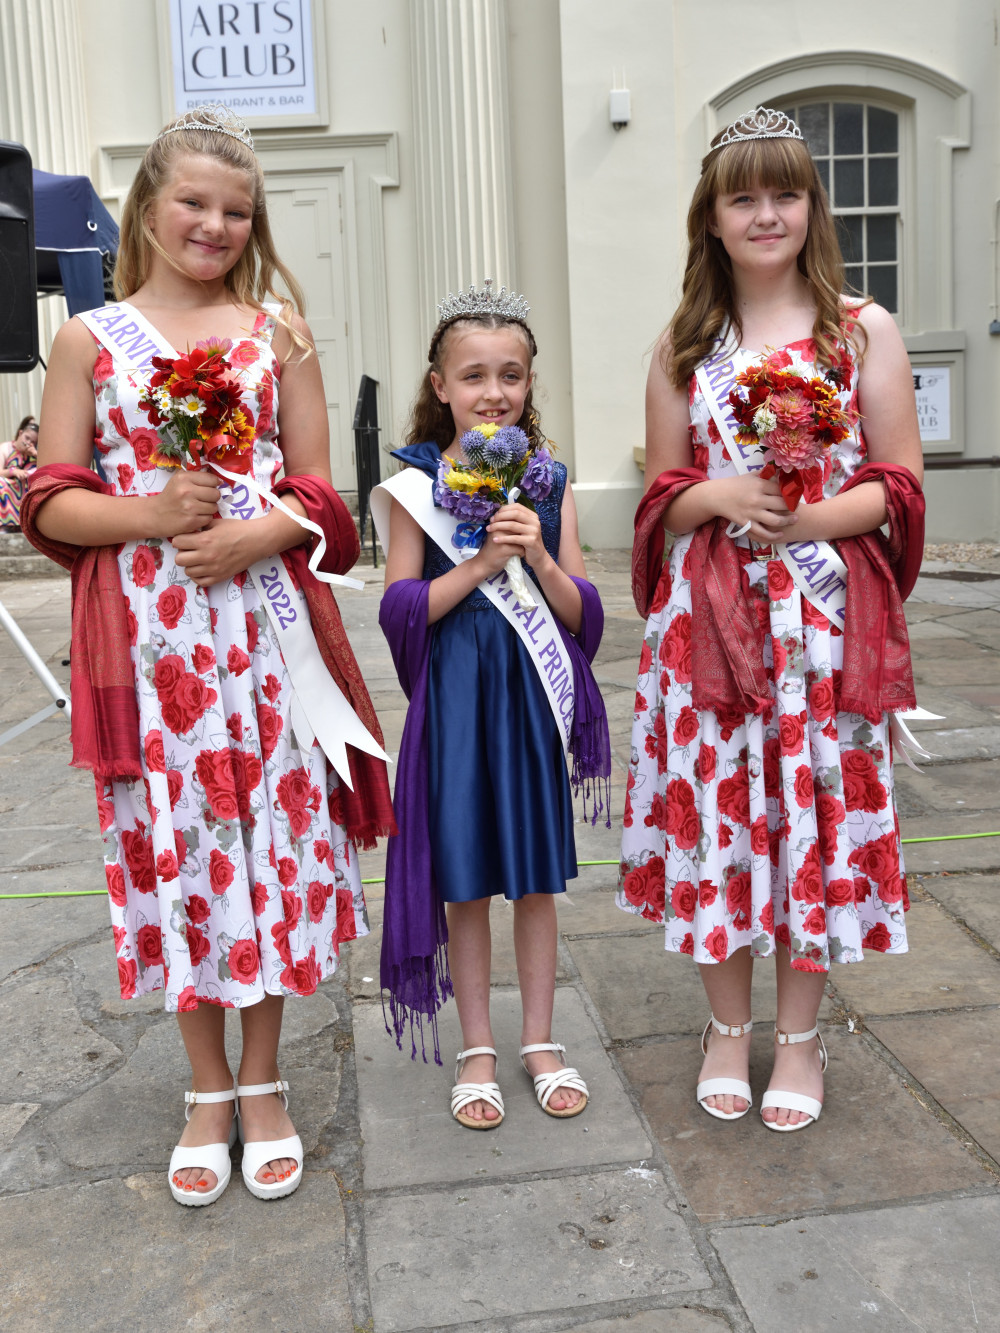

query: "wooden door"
(263, 172), (355, 490)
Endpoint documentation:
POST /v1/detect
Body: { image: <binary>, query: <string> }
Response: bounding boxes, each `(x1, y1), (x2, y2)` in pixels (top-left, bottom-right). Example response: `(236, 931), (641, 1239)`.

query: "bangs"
(708, 136), (817, 196)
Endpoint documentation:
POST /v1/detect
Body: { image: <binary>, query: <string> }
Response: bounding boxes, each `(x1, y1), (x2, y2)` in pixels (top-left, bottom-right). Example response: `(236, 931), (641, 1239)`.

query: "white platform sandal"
(696, 1016), (754, 1121)
(519, 1042), (589, 1119)
(236, 1079), (304, 1199)
(451, 1047), (505, 1129)
(760, 1025), (828, 1133)
(168, 1085), (237, 1207)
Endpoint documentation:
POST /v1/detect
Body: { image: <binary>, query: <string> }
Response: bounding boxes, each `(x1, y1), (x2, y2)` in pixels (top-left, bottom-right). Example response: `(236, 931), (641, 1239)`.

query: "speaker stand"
(0, 597), (71, 747)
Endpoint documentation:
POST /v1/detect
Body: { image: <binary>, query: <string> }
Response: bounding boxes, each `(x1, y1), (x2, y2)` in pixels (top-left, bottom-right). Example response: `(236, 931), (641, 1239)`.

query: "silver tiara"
(714, 106), (803, 150)
(436, 278), (530, 325)
(156, 103), (255, 151)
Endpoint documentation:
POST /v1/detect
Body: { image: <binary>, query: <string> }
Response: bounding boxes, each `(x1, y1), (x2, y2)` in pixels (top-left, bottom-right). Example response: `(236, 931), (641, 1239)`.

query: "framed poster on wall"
(159, 0), (328, 129)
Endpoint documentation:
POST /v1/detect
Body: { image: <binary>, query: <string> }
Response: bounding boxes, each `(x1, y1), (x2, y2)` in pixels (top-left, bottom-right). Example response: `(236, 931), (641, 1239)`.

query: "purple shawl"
(378, 573), (610, 1062)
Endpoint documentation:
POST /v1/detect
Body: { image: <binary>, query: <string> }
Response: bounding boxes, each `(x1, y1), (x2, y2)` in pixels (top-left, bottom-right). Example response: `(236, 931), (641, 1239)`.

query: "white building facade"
(2, 0), (997, 542)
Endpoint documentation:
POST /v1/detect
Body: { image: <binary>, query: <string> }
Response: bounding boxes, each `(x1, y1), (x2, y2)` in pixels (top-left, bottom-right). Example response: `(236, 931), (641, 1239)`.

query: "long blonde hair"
(666, 133), (866, 388)
(114, 112), (309, 354)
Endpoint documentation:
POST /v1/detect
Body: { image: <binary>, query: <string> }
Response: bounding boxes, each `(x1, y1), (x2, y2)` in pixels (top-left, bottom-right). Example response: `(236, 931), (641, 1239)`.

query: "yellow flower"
(469, 422), (498, 440)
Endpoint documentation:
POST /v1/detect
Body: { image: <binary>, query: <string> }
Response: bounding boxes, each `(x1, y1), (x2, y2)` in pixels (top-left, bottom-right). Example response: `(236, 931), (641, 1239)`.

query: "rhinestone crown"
(436, 278), (530, 326)
(714, 106), (803, 151)
(157, 103), (255, 151)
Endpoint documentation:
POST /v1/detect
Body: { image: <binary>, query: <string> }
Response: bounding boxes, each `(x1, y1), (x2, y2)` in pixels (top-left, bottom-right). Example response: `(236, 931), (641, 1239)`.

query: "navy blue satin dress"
(392, 442), (577, 902)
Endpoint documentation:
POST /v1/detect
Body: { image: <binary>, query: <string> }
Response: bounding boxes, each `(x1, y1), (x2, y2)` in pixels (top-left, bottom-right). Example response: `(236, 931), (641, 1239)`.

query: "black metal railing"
(353, 374), (381, 566)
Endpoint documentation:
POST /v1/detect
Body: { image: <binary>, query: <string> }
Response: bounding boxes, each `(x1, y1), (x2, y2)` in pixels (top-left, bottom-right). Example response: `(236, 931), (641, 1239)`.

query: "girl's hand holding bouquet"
(433, 422), (555, 609)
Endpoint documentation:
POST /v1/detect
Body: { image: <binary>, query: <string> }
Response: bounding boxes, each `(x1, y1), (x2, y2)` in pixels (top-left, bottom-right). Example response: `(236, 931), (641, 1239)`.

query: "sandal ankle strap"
(775, 1026), (818, 1046)
(236, 1079), (289, 1098)
(519, 1042), (566, 1058)
(185, 1087), (236, 1107)
(710, 1016), (752, 1038)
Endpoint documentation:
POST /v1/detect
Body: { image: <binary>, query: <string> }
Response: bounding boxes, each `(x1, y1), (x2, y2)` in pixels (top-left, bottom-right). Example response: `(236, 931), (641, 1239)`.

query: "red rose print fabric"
(91, 309), (369, 1009)
(619, 340), (907, 970)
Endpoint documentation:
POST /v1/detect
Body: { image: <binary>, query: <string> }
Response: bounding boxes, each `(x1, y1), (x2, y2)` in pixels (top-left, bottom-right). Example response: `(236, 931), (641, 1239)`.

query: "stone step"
(0, 532), (67, 581)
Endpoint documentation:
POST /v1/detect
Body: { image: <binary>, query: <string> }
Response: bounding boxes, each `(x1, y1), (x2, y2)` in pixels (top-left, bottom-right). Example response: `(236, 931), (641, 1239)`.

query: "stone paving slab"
(365, 1168), (712, 1332)
(829, 900), (1000, 1016)
(619, 1028), (991, 1224)
(0, 892), (104, 985)
(900, 821), (1000, 875)
(0, 1171), (352, 1333)
(710, 1194), (1000, 1332)
(354, 986), (651, 1190)
(568, 932), (834, 1041)
(918, 871), (1000, 949)
(531, 1313), (730, 1333)
(868, 1010), (1000, 1160)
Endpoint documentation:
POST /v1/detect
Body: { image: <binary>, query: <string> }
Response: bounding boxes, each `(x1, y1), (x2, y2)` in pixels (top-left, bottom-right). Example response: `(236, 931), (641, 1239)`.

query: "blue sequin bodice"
(390, 442), (567, 610)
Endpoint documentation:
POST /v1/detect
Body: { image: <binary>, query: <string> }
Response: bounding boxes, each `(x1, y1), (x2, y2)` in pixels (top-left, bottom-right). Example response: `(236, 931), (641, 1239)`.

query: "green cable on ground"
(1, 832), (998, 900)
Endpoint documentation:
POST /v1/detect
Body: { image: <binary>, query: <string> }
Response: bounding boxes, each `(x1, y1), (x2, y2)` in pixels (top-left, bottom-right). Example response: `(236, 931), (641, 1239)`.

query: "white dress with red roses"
(618, 338), (907, 972)
(90, 307), (368, 1010)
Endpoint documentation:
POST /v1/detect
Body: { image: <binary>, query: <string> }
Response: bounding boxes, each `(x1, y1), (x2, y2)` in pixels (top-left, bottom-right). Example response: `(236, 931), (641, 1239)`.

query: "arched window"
(780, 99), (900, 313)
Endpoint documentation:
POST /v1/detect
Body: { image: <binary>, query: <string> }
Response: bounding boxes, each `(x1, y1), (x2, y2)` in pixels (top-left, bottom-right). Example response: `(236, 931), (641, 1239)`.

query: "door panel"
(264, 173), (354, 489)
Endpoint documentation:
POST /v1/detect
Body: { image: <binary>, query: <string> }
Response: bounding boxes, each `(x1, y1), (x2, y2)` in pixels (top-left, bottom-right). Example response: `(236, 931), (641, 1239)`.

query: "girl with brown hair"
(24, 104), (393, 1203)
(620, 108), (924, 1131)
(373, 283), (610, 1128)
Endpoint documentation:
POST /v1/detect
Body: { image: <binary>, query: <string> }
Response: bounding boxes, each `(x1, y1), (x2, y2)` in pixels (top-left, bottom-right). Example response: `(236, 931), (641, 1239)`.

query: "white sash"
(369, 468), (575, 755)
(77, 302), (388, 790)
(694, 335), (849, 627)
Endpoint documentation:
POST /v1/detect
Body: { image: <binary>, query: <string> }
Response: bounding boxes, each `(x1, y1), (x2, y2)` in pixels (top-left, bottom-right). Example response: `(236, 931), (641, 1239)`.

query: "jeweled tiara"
(436, 278), (530, 325)
(713, 106), (803, 151)
(156, 103), (255, 151)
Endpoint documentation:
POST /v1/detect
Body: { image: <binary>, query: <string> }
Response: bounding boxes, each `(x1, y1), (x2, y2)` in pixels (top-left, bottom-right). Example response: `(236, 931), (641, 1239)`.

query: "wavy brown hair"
(666, 133), (868, 388)
(405, 315), (545, 451)
(114, 111), (309, 355)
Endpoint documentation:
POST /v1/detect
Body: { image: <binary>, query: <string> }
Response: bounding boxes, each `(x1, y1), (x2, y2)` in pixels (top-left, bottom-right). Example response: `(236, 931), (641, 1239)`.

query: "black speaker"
(0, 141), (38, 373)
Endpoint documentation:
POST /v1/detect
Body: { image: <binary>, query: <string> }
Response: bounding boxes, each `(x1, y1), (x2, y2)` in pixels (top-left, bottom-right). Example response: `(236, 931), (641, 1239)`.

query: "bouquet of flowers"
(728, 356), (857, 510)
(137, 338), (255, 475)
(433, 422), (554, 608)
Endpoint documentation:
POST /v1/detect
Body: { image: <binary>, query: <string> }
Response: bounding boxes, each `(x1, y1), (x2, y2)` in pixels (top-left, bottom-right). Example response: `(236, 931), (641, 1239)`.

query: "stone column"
(409, 0), (517, 335)
(0, 0), (90, 434)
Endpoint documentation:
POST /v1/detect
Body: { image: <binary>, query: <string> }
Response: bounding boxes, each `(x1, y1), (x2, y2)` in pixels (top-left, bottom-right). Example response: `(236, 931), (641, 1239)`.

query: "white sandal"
(519, 1042), (588, 1119)
(451, 1046), (505, 1129)
(168, 1085), (237, 1207)
(760, 1025), (828, 1133)
(696, 1015), (753, 1121)
(236, 1079), (304, 1199)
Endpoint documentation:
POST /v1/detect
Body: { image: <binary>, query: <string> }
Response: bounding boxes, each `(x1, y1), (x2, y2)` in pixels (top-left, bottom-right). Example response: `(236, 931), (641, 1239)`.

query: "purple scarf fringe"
(377, 573), (610, 1062)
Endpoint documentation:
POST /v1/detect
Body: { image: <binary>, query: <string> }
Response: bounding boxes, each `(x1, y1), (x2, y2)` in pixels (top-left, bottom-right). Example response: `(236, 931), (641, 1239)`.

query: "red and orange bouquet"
(728, 355), (857, 509)
(138, 337), (255, 474)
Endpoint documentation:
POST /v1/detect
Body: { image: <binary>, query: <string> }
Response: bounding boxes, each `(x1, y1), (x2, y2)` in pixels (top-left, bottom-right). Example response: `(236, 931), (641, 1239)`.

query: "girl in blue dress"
(377, 283), (609, 1128)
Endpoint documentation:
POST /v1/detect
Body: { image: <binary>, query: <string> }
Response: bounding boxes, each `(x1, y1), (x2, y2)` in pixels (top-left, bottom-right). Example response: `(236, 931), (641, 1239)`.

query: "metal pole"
(0, 597), (71, 716)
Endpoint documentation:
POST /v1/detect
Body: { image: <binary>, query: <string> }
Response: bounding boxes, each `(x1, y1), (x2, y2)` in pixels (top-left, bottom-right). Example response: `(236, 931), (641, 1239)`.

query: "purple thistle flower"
(482, 425), (530, 470)
(460, 429), (489, 468)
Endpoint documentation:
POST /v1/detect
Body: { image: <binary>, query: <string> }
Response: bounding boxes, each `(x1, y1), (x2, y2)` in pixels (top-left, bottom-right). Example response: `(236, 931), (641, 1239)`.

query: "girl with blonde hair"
(24, 105), (393, 1202)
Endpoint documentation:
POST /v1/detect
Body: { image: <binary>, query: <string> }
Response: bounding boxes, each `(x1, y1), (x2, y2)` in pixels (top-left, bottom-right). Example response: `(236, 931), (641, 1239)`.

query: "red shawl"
(631, 462), (924, 724)
(21, 465), (143, 780)
(21, 465), (395, 848)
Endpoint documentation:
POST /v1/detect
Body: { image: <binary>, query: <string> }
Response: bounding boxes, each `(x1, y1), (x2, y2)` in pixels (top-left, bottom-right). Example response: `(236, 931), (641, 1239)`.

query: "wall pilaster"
(409, 0), (517, 334)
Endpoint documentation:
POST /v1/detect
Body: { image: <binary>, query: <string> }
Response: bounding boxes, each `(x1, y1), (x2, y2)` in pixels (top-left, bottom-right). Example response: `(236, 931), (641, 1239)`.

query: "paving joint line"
(554, 931), (755, 1333)
(389, 1291), (737, 1333)
(698, 1181), (1000, 1232)
(822, 993), (1000, 1183)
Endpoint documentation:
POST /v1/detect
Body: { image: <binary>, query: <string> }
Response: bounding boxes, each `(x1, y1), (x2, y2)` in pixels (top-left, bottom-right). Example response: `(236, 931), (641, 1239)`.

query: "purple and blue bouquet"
(433, 423), (554, 608)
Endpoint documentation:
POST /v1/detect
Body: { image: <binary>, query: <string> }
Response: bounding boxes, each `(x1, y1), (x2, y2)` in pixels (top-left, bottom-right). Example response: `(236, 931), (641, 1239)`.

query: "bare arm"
(644, 334), (799, 543)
